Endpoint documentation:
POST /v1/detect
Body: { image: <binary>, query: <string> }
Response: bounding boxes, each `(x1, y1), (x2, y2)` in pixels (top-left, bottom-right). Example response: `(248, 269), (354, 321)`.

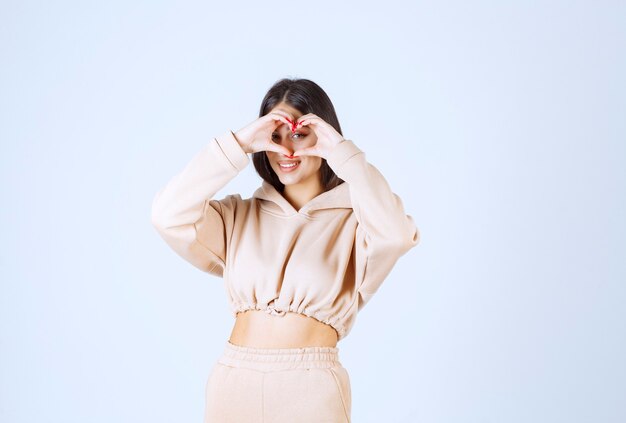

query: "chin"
(277, 175), (304, 186)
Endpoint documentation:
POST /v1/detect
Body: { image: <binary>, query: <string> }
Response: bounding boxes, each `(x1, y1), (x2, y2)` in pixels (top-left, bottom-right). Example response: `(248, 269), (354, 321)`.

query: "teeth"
(280, 162), (299, 168)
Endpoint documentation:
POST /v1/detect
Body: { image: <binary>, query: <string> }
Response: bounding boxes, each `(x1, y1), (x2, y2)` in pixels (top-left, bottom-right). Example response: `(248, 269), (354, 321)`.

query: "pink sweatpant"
(204, 340), (352, 422)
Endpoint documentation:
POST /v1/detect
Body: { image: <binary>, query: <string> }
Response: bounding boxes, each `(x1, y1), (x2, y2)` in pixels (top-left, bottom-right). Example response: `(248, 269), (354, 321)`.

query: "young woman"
(151, 78), (420, 422)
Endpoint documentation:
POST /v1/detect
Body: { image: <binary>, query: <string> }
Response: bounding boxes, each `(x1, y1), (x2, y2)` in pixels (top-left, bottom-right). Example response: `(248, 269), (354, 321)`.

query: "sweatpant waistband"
(217, 340), (342, 372)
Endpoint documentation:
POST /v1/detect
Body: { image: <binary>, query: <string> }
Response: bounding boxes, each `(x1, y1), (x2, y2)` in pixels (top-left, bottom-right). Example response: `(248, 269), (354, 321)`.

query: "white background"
(1, 1), (624, 422)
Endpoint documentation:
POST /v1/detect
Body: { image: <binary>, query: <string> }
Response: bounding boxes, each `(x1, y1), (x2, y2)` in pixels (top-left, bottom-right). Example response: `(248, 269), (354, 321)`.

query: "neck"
(283, 174), (323, 211)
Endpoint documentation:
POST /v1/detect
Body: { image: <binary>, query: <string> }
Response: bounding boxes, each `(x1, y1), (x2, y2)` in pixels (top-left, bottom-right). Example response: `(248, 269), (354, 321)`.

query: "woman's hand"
(291, 114), (345, 160)
(233, 111), (295, 156)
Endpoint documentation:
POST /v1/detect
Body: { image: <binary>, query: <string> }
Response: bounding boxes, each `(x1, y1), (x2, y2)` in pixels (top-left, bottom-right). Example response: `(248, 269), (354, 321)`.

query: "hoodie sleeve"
(150, 130), (250, 277)
(326, 139), (420, 310)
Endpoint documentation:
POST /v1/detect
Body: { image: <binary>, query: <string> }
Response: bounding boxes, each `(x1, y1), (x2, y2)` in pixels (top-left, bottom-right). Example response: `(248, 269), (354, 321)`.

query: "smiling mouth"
(277, 160), (301, 172)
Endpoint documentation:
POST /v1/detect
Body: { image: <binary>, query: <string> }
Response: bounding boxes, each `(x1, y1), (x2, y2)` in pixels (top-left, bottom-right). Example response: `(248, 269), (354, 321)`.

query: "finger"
(269, 110), (295, 122)
(266, 111), (293, 126)
(296, 116), (320, 128)
(285, 116), (302, 133)
(266, 143), (292, 156)
(296, 113), (314, 121)
(269, 113), (293, 128)
(293, 146), (317, 158)
(285, 118), (297, 133)
(290, 114), (313, 130)
(268, 109), (294, 118)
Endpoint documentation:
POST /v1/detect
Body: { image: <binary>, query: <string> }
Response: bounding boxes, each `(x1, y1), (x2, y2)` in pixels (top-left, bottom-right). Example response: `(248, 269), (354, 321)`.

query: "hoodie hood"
(252, 180), (352, 216)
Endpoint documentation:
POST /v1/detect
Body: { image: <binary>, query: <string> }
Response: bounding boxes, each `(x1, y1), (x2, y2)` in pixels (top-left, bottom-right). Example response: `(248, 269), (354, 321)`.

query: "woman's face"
(265, 103), (322, 187)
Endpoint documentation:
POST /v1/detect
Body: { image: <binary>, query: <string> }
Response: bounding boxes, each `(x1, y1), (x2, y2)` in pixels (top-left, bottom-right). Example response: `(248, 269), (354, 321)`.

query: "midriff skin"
(229, 309), (338, 348)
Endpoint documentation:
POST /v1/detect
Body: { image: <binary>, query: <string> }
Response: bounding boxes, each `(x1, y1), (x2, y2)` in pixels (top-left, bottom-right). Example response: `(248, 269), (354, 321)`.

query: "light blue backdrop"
(1, 1), (624, 422)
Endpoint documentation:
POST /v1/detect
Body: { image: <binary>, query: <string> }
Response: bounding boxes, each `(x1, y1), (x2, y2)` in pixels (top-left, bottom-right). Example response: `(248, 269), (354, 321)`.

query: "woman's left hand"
(291, 114), (345, 160)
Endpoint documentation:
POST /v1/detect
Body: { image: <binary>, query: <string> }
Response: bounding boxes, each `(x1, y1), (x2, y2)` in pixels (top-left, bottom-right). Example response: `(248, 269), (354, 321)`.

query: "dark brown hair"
(252, 78), (345, 193)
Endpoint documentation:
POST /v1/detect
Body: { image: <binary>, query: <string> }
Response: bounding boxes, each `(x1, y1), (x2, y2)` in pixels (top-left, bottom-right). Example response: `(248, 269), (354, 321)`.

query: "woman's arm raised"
(326, 139), (420, 310)
(151, 111), (294, 276)
(150, 130), (249, 276)
(292, 113), (420, 310)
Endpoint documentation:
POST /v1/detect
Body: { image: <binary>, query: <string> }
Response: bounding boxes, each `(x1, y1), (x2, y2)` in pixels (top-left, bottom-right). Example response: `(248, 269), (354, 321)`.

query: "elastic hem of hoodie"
(230, 302), (347, 341)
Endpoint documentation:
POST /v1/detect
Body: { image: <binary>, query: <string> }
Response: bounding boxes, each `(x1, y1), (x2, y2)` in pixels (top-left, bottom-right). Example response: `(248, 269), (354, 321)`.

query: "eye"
(272, 132), (305, 141)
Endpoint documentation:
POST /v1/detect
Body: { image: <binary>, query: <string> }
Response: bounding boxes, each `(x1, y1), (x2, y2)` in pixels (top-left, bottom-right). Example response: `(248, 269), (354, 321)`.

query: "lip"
(277, 160), (301, 173)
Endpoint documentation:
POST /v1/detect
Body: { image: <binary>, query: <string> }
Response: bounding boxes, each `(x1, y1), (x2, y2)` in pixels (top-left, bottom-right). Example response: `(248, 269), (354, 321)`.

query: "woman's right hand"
(233, 111), (296, 156)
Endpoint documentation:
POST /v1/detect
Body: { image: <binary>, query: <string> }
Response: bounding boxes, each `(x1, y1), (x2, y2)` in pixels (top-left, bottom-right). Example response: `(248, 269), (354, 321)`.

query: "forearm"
(151, 130), (249, 230)
(326, 139), (419, 250)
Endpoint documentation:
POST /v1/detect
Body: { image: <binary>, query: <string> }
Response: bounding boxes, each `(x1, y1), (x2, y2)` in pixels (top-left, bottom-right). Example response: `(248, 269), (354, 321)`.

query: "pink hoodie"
(151, 130), (420, 341)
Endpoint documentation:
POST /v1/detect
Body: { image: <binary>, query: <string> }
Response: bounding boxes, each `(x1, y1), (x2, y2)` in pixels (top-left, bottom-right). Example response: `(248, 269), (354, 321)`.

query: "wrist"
(231, 130), (250, 154)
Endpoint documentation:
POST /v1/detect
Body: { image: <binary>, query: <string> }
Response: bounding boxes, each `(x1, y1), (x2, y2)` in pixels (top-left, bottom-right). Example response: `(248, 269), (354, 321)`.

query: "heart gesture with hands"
(234, 111), (296, 156)
(237, 105), (347, 188)
(289, 114), (345, 161)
